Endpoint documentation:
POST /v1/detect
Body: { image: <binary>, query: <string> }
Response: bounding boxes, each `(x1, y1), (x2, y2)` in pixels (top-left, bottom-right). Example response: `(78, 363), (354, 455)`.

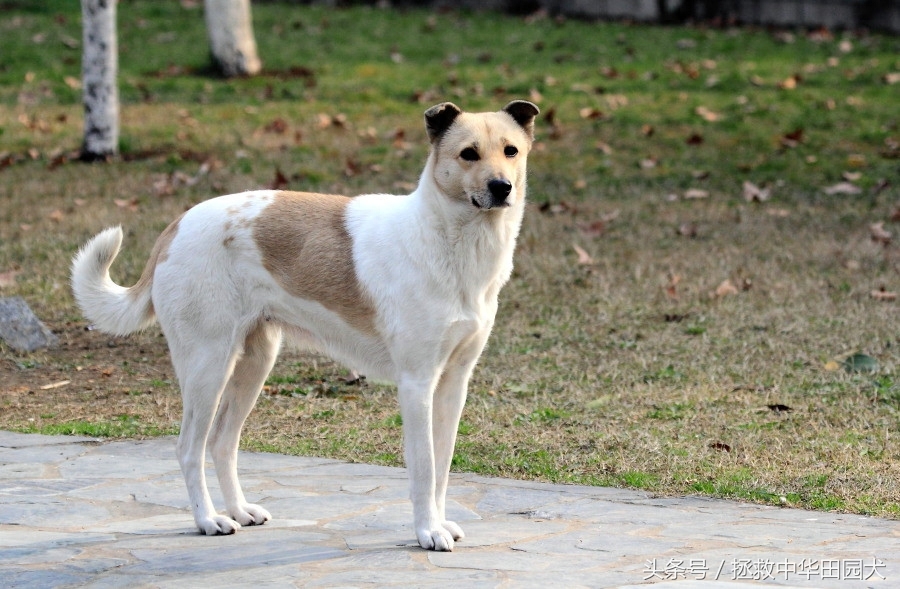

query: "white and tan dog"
(71, 100), (539, 551)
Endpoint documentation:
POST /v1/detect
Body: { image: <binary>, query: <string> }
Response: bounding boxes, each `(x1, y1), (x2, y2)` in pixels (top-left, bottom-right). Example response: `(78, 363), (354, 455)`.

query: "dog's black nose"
(488, 179), (512, 202)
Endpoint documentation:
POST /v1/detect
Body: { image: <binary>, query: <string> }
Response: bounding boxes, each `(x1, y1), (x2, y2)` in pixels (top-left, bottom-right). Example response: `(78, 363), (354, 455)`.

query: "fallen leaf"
(767, 404), (792, 413)
(780, 128), (804, 148)
(114, 198), (140, 212)
(870, 287), (897, 302)
(264, 117), (288, 134)
(890, 204), (900, 223)
(870, 222), (892, 245)
(823, 182), (861, 195)
(884, 72), (900, 85)
(578, 220), (607, 238)
(0, 266), (22, 288)
(578, 210), (619, 237)
(664, 313), (689, 322)
(823, 360), (841, 372)
(538, 201), (576, 215)
(664, 273), (681, 300)
(686, 133), (704, 145)
(677, 222), (698, 238)
(709, 442), (731, 452)
(695, 106), (721, 122)
(742, 180), (770, 202)
(640, 157), (658, 169)
(715, 279), (739, 297)
(572, 243), (594, 265)
(48, 209), (64, 222)
(777, 74), (800, 90)
(39, 380), (70, 390)
(641, 124), (654, 137)
(578, 107), (605, 120)
(684, 188), (709, 200)
(269, 167), (289, 190)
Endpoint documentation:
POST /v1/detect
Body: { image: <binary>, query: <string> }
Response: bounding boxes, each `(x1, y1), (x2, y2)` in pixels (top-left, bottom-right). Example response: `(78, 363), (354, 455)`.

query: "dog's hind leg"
(171, 336), (242, 535)
(208, 321), (281, 527)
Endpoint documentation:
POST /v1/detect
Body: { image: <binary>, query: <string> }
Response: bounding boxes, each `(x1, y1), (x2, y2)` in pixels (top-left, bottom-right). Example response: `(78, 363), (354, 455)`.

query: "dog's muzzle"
(472, 179), (513, 210)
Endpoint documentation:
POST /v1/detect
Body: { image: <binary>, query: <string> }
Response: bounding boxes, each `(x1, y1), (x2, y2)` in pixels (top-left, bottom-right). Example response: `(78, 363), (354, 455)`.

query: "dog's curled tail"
(71, 227), (155, 336)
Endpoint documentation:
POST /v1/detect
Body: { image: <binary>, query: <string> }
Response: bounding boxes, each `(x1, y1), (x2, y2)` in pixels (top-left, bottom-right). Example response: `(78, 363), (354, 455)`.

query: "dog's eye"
(504, 145), (518, 158)
(460, 147), (480, 162)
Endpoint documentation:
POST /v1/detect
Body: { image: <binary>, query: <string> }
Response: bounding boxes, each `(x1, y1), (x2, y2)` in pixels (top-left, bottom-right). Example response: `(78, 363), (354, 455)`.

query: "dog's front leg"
(398, 372), (454, 551)
(431, 333), (488, 543)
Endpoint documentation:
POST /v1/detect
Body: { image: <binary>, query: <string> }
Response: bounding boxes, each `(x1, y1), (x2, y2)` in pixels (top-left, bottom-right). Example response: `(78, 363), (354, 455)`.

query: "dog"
(71, 100), (539, 551)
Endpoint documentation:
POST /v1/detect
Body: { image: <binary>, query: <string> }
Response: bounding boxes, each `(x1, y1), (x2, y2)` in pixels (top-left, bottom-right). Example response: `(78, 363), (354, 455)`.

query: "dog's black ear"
(502, 100), (540, 140)
(424, 102), (462, 143)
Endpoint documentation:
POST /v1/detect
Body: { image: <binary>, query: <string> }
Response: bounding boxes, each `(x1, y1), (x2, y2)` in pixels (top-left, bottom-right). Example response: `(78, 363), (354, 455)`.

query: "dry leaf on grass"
(890, 205), (900, 223)
(742, 180), (770, 202)
(870, 222), (892, 246)
(572, 243), (595, 265)
(715, 279), (739, 297)
(870, 287), (897, 302)
(695, 106), (721, 122)
(684, 188), (709, 200)
(677, 222), (698, 238)
(664, 273), (681, 300)
(0, 266), (22, 289)
(114, 198), (140, 212)
(780, 128), (804, 148)
(823, 182), (861, 195)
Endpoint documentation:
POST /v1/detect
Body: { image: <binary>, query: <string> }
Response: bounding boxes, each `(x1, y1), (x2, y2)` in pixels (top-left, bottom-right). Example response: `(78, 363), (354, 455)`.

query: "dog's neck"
(408, 159), (525, 297)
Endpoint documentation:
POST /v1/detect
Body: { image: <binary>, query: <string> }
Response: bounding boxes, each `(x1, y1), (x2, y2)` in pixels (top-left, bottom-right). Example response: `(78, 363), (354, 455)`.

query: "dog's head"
(425, 100), (539, 211)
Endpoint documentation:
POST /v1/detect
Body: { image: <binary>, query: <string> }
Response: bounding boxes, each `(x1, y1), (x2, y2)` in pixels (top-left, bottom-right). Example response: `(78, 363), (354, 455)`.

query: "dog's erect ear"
(424, 102), (463, 143)
(502, 100), (540, 140)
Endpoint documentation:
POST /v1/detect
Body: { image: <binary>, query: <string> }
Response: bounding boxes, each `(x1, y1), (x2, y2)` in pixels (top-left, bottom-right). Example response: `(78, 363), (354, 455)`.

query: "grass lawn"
(1, 1), (899, 517)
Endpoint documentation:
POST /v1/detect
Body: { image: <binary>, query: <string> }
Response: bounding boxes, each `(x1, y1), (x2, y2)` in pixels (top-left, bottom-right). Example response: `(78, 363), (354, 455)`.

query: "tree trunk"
(80, 0), (119, 161)
(204, 0), (262, 77)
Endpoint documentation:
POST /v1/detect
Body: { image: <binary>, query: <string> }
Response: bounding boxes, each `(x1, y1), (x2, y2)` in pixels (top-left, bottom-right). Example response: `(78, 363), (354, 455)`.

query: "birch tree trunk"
(204, 0), (262, 77)
(80, 0), (119, 161)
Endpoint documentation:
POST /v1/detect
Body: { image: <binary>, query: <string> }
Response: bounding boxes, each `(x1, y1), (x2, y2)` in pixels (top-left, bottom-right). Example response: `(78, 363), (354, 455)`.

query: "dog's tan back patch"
(253, 191), (377, 335)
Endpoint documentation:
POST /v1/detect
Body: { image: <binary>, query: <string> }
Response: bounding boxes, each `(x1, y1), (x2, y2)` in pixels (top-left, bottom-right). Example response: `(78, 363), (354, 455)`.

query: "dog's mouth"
(470, 196), (511, 210)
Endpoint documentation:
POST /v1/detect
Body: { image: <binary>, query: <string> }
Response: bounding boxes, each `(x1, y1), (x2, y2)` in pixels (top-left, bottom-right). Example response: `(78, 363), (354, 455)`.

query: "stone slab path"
(0, 431), (896, 588)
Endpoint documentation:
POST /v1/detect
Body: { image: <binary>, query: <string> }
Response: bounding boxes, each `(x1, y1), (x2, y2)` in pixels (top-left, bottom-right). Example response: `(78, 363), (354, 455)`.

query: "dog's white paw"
(231, 503), (271, 527)
(197, 515), (242, 535)
(442, 520), (465, 541)
(417, 525), (456, 551)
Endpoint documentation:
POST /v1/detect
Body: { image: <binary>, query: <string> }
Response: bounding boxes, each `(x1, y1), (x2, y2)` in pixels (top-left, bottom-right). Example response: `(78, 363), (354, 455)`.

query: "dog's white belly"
(268, 294), (396, 381)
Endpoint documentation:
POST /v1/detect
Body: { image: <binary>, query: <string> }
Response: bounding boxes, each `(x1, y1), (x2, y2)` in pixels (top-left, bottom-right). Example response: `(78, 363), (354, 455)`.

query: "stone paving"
(0, 431), (896, 588)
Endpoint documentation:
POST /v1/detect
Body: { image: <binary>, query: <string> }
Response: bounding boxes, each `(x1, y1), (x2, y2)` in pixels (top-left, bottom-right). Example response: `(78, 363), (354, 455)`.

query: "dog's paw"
(197, 515), (242, 535)
(416, 525), (456, 551)
(442, 520), (465, 541)
(231, 503), (271, 527)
